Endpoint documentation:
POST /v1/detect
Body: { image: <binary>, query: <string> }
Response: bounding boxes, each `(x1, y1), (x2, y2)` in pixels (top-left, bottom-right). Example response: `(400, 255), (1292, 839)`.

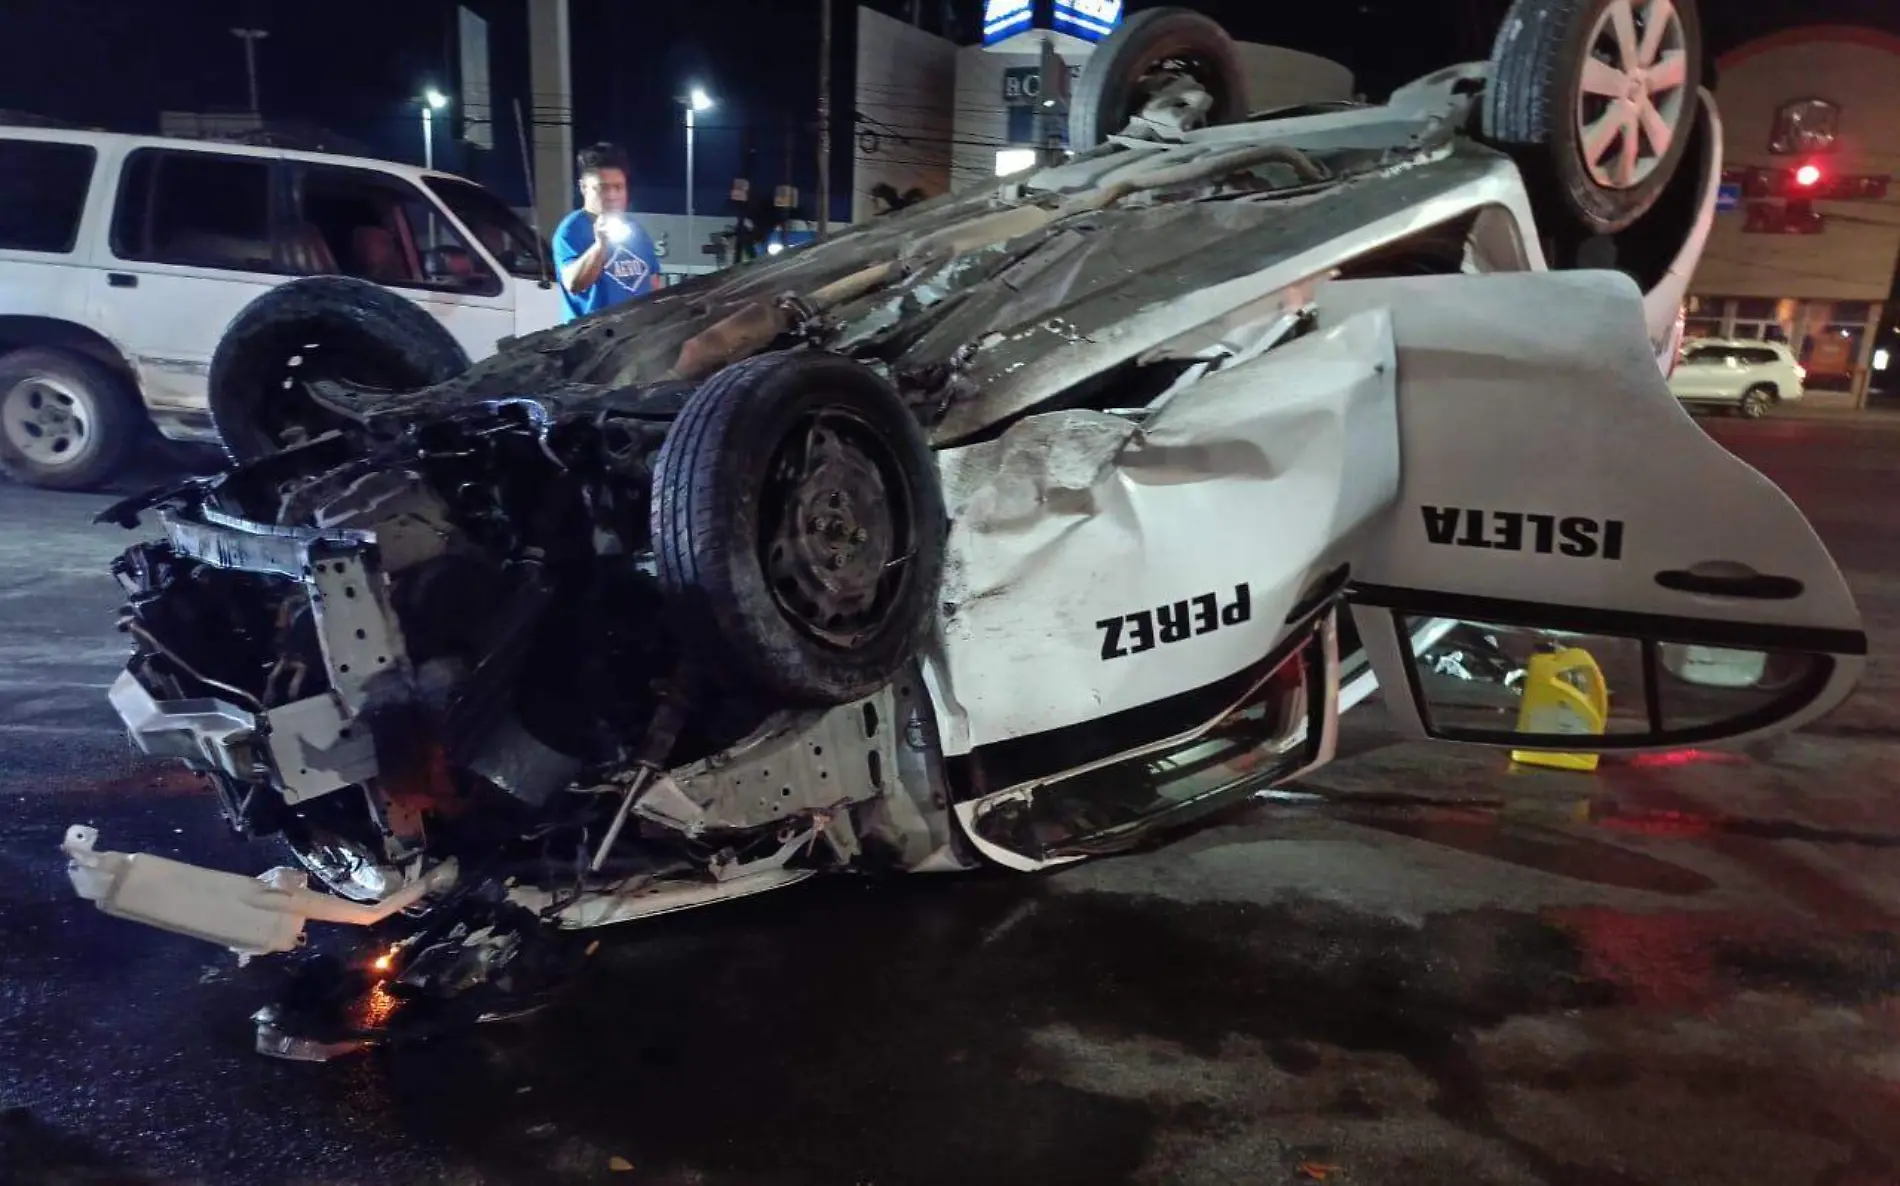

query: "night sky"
(4, 0), (1898, 219)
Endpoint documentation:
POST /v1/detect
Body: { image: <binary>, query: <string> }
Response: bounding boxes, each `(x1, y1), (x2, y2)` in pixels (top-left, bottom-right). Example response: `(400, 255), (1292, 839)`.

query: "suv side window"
(1742, 348), (1783, 366)
(0, 139), (97, 254)
(111, 149), (276, 272)
(1682, 346), (1733, 366)
(292, 164), (502, 298)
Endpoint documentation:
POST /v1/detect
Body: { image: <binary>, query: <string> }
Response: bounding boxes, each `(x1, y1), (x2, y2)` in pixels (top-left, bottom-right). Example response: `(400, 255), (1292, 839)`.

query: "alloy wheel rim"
(1574, 0), (1691, 191)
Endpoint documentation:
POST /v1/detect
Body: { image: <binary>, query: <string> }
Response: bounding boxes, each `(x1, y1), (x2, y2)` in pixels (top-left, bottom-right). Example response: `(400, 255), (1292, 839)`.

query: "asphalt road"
(4, 415), (1900, 1186)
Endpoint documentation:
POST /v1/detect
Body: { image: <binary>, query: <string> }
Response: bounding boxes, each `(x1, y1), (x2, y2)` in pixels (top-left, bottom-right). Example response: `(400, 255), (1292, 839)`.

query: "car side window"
(110, 149), (276, 272)
(1400, 616), (1832, 749)
(292, 165), (501, 298)
(1743, 348), (1782, 366)
(1682, 346), (1729, 366)
(0, 139), (97, 254)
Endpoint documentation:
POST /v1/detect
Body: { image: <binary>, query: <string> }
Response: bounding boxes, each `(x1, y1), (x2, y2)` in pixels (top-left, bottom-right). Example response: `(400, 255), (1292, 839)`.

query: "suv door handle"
(107, 273), (138, 288)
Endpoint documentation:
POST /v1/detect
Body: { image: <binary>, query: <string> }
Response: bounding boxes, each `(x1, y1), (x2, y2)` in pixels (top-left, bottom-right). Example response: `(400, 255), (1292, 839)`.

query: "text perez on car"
(1421, 505), (1626, 560)
(1099, 585), (1252, 660)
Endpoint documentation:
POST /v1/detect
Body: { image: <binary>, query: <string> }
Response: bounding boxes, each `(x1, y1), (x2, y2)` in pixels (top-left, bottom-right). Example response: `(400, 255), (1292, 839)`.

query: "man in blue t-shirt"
(552, 142), (661, 322)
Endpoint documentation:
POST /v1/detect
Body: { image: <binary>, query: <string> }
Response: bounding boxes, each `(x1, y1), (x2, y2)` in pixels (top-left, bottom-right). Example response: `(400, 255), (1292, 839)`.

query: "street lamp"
(231, 29), (268, 117)
(680, 85), (715, 265)
(420, 88), (449, 170)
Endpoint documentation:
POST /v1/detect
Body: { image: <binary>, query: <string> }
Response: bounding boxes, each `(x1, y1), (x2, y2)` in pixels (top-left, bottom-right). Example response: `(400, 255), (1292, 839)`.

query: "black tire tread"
(207, 276), (470, 463)
(1069, 8), (1249, 150)
(0, 346), (143, 490)
(1481, 0), (1704, 236)
(651, 351), (945, 706)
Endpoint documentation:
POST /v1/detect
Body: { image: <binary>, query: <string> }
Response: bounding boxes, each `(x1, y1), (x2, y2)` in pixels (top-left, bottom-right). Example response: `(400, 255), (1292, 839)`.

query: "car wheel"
(208, 277), (470, 463)
(651, 350), (947, 706)
(0, 347), (142, 491)
(1068, 8), (1249, 150)
(1482, 0), (1704, 235)
(1740, 386), (1772, 419)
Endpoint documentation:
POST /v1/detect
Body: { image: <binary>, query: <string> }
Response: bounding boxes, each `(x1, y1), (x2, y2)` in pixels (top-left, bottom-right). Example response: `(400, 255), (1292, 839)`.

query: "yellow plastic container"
(1510, 647), (1609, 772)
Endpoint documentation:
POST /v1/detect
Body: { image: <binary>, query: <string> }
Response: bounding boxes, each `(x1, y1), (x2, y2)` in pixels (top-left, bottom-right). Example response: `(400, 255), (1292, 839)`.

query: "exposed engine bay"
(81, 379), (984, 1055)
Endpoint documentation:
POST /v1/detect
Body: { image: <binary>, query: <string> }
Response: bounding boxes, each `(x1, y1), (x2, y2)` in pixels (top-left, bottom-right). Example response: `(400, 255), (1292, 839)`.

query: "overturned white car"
(66, 0), (1866, 1055)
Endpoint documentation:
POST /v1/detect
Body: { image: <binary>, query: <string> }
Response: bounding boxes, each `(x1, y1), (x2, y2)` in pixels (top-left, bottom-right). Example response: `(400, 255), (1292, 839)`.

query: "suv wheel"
(0, 348), (142, 491)
(1739, 385), (1773, 419)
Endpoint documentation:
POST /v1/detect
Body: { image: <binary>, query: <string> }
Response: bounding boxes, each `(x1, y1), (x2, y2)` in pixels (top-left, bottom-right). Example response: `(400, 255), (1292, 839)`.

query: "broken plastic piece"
(62, 825), (458, 956)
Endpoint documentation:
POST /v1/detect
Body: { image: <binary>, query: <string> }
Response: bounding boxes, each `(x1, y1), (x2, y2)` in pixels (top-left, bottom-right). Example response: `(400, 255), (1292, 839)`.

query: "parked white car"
(1669, 337), (1806, 418)
(0, 125), (564, 489)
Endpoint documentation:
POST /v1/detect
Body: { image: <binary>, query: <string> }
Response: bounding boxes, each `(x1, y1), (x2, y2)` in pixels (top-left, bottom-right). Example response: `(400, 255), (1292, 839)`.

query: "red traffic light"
(1794, 163), (1823, 187)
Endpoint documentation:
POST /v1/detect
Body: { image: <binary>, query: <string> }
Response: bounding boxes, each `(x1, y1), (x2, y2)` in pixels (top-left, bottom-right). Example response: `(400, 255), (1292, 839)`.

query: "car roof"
(0, 122), (476, 189)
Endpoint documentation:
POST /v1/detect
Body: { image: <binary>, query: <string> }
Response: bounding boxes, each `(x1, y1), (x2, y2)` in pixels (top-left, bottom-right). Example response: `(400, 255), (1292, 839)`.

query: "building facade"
(1685, 27), (1900, 406)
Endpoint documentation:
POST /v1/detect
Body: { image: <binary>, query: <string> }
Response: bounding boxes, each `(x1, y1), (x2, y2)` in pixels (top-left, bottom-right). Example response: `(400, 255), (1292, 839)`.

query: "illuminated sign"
(983, 0), (1034, 45)
(984, 0), (1123, 46)
(1052, 0), (1122, 41)
(1002, 63), (1081, 106)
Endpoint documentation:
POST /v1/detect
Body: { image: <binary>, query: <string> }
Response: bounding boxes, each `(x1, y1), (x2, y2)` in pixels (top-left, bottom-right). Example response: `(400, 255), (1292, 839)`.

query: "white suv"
(1668, 338), (1807, 419)
(0, 125), (566, 489)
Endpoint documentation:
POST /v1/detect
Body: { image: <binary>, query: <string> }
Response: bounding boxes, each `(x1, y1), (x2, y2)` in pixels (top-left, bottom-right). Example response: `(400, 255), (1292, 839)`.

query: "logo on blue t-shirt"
(552, 209), (660, 322)
(601, 248), (652, 295)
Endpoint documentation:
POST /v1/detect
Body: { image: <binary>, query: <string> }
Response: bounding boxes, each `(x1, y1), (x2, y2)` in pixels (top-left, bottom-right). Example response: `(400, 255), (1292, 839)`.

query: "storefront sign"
(1052, 0), (1122, 41)
(983, 0), (1034, 45)
(1002, 64), (1081, 107)
(984, 0), (1123, 46)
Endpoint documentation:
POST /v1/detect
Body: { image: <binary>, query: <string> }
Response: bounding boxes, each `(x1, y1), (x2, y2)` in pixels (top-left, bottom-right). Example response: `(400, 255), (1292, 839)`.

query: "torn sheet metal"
(923, 305), (1399, 756)
(265, 694), (379, 805)
(927, 148), (1502, 444)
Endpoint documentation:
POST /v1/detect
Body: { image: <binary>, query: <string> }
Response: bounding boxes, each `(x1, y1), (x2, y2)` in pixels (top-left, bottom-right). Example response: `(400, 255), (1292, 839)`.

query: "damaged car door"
(1336, 269), (1865, 753)
(926, 301), (1398, 870)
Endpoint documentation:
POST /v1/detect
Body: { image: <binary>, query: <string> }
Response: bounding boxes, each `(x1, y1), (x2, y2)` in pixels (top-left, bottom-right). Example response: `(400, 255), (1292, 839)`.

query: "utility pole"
(784, 112), (795, 191)
(231, 28), (268, 117)
(817, 0), (832, 240)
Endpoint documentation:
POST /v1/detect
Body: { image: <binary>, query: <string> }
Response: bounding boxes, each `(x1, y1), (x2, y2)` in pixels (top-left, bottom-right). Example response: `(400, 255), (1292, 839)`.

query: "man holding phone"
(553, 142), (662, 322)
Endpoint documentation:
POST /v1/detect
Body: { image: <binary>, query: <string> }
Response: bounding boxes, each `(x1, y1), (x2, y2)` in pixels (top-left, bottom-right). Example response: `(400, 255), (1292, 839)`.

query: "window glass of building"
(0, 139), (96, 253)
(112, 150), (275, 271)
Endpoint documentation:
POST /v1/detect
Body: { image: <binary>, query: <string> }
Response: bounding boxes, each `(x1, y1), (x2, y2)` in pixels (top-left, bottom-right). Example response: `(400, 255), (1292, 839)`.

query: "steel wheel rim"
(1575, 0), (1690, 191)
(1, 374), (94, 467)
(759, 407), (915, 650)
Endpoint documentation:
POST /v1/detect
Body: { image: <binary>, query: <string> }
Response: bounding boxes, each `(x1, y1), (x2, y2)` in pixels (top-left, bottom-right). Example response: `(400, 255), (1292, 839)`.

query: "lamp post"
(681, 86), (715, 265)
(231, 29), (268, 117)
(420, 88), (448, 170)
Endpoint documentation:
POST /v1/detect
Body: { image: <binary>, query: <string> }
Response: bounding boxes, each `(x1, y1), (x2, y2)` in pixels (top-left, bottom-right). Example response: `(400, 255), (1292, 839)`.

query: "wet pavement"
(3, 415), (1899, 1186)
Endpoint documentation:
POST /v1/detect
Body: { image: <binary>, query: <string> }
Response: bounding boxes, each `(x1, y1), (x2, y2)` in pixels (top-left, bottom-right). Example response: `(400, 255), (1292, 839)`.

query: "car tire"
(208, 277), (470, 463)
(1482, 0), (1704, 235)
(1739, 385), (1772, 419)
(1068, 8), (1249, 150)
(0, 347), (143, 491)
(651, 350), (947, 707)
